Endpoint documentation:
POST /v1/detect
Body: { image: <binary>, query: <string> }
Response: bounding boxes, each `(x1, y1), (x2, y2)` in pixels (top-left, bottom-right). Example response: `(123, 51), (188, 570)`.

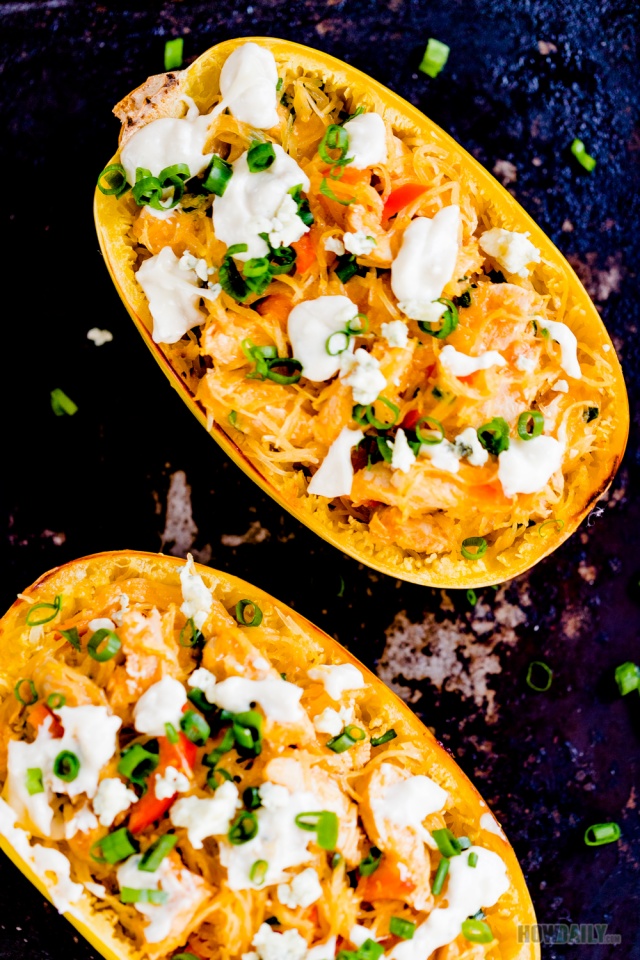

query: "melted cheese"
(371, 764), (448, 849)
(207, 676), (305, 724)
(307, 663), (365, 701)
(133, 677), (187, 736)
(538, 318), (582, 379)
(343, 112), (388, 169)
(212, 43), (279, 129)
(479, 227), (540, 278)
(307, 427), (364, 498)
(391, 207), (460, 321)
(120, 98), (213, 185)
(136, 246), (220, 344)
(498, 435), (564, 497)
(288, 296), (357, 382)
(439, 344), (506, 377)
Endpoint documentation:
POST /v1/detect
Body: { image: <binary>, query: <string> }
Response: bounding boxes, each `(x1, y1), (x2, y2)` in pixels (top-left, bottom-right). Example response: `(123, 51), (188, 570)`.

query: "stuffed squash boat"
(0, 551), (537, 960)
(94, 38), (628, 587)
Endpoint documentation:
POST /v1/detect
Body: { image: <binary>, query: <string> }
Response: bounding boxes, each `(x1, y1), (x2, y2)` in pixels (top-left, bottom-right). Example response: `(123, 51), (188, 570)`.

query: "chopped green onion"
(164, 37), (184, 71)
(335, 254), (362, 282)
(526, 661), (553, 692)
(327, 726), (365, 753)
(466, 589), (477, 606)
(468, 851), (478, 867)
(244, 257), (271, 279)
(243, 786), (262, 810)
(461, 919), (493, 943)
(204, 728), (236, 770)
(320, 177), (355, 205)
(584, 822), (621, 846)
(233, 710), (263, 756)
(276, 78), (283, 92)
(165, 722), (179, 744)
(180, 710), (211, 745)
(60, 626), (82, 650)
(132, 174), (163, 208)
(207, 767), (233, 790)
(359, 846), (382, 876)
(332, 852), (343, 869)
(327, 332), (351, 356)
(91, 828), (138, 864)
(318, 124), (353, 166)
(517, 410), (544, 440)
(376, 435), (393, 463)
(235, 599), (263, 627)
(416, 416), (444, 445)
(26, 595), (62, 626)
(173, 955), (199, 960)
(121, 887), (169, 905)
(247, 142), (276, 172)
(418, 298), (458, 339)
(371, 729), (397, 747)
(457, 289), (472, 308)
(389, 917), (415, 940)
(96, 163), (130, 198)
(295, 810), (339, 850)
(477, 417), (510, 455)
(570, 139), (596, 173)
(53, 750), (80, 782)
(365, 397), (400, 431)
(187, 688), (212, 714)
(288, 184), (314, 226)
(139, 834), (178, 872)
(583, 406), (599, 423)
(347, 313), (369, 334)
(179, 617), (203, 647)
(432, 828), (462, 858)
(538, 518), (564, 539)
(615, 662), (640, 697)
(419, 38), (450, 78)
(249, 859), (268, 885)
(228, 410), (238, 427)
(88, 628), (121, 662)
(47, 693), (66, 709)
(118, 743), (159, 786)
(14, 678), (38, 705)
(26, 768), (44, 796)
(228, 810), (259, 845)
(461, 537), (488, 561)
(431, 857), (449, 895)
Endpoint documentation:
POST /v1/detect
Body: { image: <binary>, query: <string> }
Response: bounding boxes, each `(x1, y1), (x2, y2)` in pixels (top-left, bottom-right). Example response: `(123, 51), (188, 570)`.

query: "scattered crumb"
(41, 529), (66, 546)
(578, 561), (597, 584)
(160, 470), (200, 558)
(221, 520), (270, 547)
(537, 40), (558, 55)
(567, 251), (624, 302)
(531, 156), (542, 167)
(87, 327), (113, 346)
(561, 219), (574, 232)
(492, 159), (517, 185)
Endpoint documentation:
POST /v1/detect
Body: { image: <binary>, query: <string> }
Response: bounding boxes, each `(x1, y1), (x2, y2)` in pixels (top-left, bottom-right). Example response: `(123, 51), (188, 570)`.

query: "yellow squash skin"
(0, 551), (538, 960)
(93, 37), (628, 589)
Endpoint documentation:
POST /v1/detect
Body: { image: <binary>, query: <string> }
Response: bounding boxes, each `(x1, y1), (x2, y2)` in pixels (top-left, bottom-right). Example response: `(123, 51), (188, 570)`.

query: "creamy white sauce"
(538, 318), (582, 379)
(388, 846), (510, 960)
(312, 707), (344, 737)
(516, 354), (537, 373)
(371, 763), (448, 850)
(116, 854), (205, 943)
(439, 344), (506, 377)
(479, 227), (540, 278)
(381, 320), (409, 348)
(339, 348), (386, 405)
(390, 428), (416, 473)
(343, 230), (376, 256)
(213, 145), (310, 261)
(93, 778), (138, 827)
(391, 207), (460, 320)
(480, 812), (506, 838)
(307, 427), (364, 498)
(343, 112), (388, 169)
(170, 782), (241, 848)
(498, 435), (564, 497)
(277, 866), (323, 908)
(188, 666), (218, 703)
(207, 676), (305, 724)
(7, 720), (57, 835)
(554, 379), (569, 393)
(307, 663), (365, 701)
(136, 246), (220, 344)
(213, 43), (279, 129)
(133, 676), (187, 737)
(420, 439), (461, 474)
(350, 926), (379, 948)
(120, 100), (213, 185)
(64, 805), (98, 839)
(180, 553), (213, 629)
(287, 296), (357, 382)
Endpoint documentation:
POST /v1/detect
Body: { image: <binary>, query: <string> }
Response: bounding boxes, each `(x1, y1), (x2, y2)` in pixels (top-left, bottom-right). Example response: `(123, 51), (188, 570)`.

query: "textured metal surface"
(2, 1), (640, 958)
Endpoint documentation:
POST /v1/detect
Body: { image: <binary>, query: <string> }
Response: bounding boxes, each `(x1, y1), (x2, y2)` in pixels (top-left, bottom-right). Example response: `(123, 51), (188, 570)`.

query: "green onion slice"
(232, 710), (263, 756)
(468, 851), (478, 867)
(615, 661), (640, 697)
(25, 595), (62, 626)
(326, 726), (365, 754)
(60, 626), (82, 650)
(431, 857), (449, 895)
(243, 786), (262, 810)
(584, 822), (621, 846)
(26, 768), (44, 796)
(14, 678), (38, 705)
(165, 722), (179, 744)
(320, 177), (355, 205)
(359, 846), (382, 876)
(179, 617), (203, 647)
(415, 416), (444, 445)
(461, 919), (493, 943)
(327, 332), (351, 356)
(570, 138), (596, 172)
(88, 628), (121, 662)
(97, 163), (130, 198)
(517, 410), (544, 441)
(247, 142), (276, 173)
(376, 435), (393, 463)
(91, 827), (138, 864)
(419, 38), (450, 78)
(365, 397), (400, 431)
(418, 299), (458, 339)
(53, 750), (80, 782)
(432, 828), (462, 858)
(538, 518), (564, 539)
(389, 917), (416, 940)
(477, 417), (510, 455)
(47, 693), (66, 709)
(235, 599), (263, 627)
(371, 729), (397, 747)
(295, 810), (339, 850)
(264, 357), (303, 385)
(461, 537), (488, 561)
(466, 589), (477, 606)
(525, 661), (553, 692)
(164, 37), (184, 71)
(121, 887), (169, 905)
(318, 124), (353, 166)
(139, 834), (178, 872)
(180, 710), (211, 745)
(118, 743), (159, 786)
(249, 859), (268, 885)
(207, 767), (233, 790)
(583, 405), (599, 423)
(228, 810), (259, 845)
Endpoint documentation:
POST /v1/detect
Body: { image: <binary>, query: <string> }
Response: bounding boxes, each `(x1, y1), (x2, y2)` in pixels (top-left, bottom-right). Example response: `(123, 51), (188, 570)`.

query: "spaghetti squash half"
(94, 38), (628, 587)
(0, 551), (537, 960)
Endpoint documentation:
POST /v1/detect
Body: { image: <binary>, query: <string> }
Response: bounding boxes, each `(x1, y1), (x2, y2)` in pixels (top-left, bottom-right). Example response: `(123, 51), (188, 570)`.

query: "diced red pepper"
(292, 234), (316, 275)
(383, 183), (429, 220)
(359, 855), (416, 902)
(401, 409), (421, 431)
(27, 702), (64, 738)
(128, 733), (196, 834)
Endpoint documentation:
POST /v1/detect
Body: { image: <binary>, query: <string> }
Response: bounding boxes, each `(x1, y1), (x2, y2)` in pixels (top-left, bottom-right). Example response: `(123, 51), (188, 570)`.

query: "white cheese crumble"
(133, 676), (187, 737)
(179, 553), (213, 630)
(381, 320), (409, 348)
(136, 245), (220, 344)
(188, 666), (218, 703)
(179, 250), (214, 282)
(324, 236), (345, 256)
(516, 354), (537, 373)
(242, 923), (308, 960)
(339, 348), (386, 405)
(439, 344), (507, 377)
(390, 428), (416, 473)
(454, 427), (488, 467)
(498, 435), (564, 497)
(64, 805), (98, 839)
(420, 439), (461, 474)
(212, 145), (310, 261)
(116, 854), (206, 943)
(343, 112), (388, 169)
(213, 43), (279, 129)
(391, 206), (460, 321)
(288, 296), (357, 382)
(154, 765), (190, 801)
(170, 782), (241, 848)
(312, 707), (344, 737)
(537, 318), (582, 379)
(93, 778), (138, 827)
(88, 617), (116, 632)
(120, 98), (213, 186)
(307, 427), (364, 499)
(307, 938), (338, 960)
(86, 328), (113, 346)
(343, 230), (376, 256)
(371, 764), (448, 850)
(479, 227), (541, 278)
(207, 676), (305, 724)
(554, 379), (569, 393)
(307, 663), (365, 701)
(277, 867), (323, 909)
(350, 926), (379, 948)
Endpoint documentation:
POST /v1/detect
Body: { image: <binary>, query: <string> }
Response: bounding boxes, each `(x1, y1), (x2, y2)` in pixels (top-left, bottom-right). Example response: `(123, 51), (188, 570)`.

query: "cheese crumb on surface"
(479, 227), (541, 278)
(339, 348), (386, 405)
(87, 328), (113, 346)
(454, 427), (488, 467)
(381, 320), (409, 348)
(554, 379), (569, 393)
(313, 707), (344, 736)
(343, 112), (388, 169)
(277, 867), (323, 909)
(243, 923), (308, 960)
